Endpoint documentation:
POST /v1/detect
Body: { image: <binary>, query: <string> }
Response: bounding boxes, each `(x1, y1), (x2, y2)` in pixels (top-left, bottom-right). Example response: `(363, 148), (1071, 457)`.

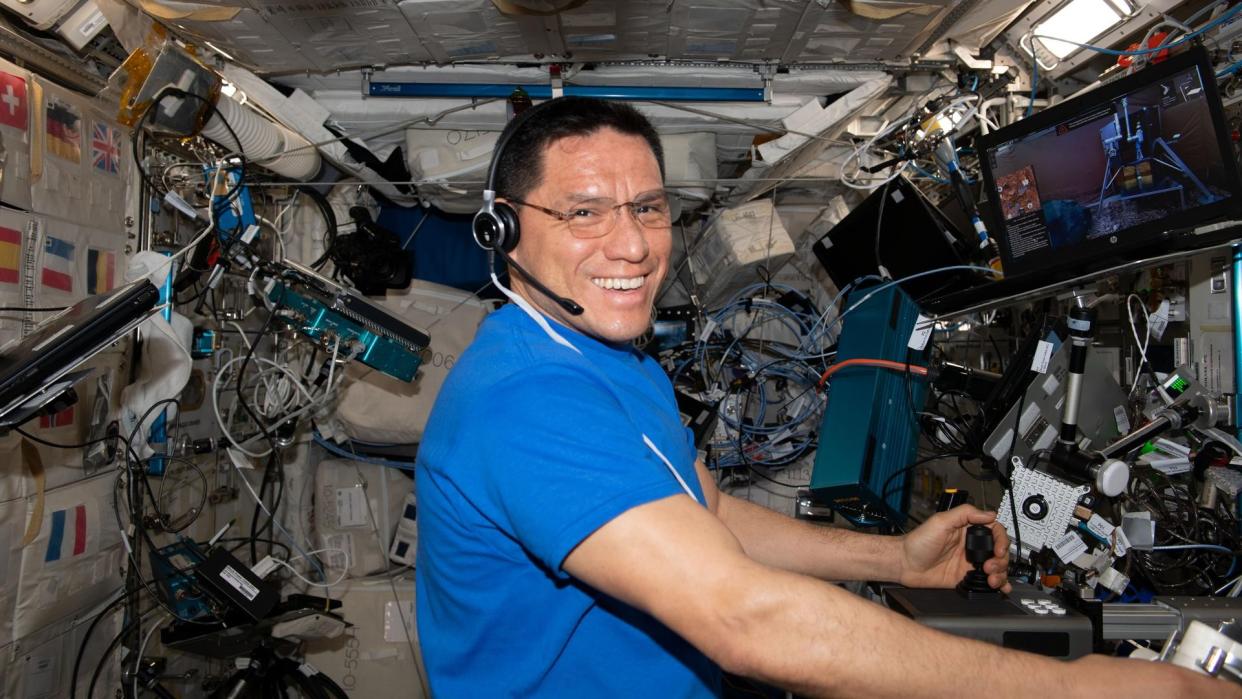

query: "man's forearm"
(709, 565), (1202, 699)
(716, 491), (903, 583)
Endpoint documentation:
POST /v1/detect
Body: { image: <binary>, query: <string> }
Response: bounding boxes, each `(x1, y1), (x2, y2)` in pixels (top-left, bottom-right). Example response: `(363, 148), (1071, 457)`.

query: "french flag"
(44, 504), (86, 562)
(41, 236), (74, 292)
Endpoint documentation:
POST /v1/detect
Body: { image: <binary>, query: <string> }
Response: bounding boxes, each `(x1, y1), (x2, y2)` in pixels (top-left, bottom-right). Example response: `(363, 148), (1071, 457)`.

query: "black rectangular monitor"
(0, 278), (159, 426)
(979, 47), (1241, 281)
(812, 175), (976, 303)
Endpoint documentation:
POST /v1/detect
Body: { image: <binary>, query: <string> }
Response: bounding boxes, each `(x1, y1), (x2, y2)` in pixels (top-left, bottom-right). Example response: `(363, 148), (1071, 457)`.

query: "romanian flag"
(46, 98), (80, 164)
(87, 249), (114, 294)
(38, 404), (73, 429)
(41, 236), (74, 292)
(44, 504), (87, 563)
(0, 226), (18, 284)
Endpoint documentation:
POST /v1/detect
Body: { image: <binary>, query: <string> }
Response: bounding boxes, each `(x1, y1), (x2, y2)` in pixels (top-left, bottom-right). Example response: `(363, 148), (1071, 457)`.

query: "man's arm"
(694, 460), (1008, 589)
(563, 494), (1231, 699)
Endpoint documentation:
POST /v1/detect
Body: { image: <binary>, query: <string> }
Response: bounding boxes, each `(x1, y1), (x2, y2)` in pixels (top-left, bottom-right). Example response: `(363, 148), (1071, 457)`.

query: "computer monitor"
(811, 175), (976, 303)
(979, 47), (1241, 280)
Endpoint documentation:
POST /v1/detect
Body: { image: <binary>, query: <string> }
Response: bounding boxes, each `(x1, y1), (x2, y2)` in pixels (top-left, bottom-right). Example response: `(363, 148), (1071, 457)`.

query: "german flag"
(46, 98), (80, 164)
(0, 226), (18, 284)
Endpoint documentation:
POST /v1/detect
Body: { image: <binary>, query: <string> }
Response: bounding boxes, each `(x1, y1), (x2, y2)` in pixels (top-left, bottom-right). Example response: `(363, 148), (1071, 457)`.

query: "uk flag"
(91, 123), (119, 175)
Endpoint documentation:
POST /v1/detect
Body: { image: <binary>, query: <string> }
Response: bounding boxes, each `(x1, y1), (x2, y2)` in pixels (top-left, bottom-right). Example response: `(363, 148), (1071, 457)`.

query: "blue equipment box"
(810, 285), (930, 526)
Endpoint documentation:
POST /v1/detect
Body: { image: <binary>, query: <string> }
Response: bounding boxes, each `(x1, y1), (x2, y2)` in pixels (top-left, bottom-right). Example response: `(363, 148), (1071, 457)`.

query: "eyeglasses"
(508, 194), (673, 238)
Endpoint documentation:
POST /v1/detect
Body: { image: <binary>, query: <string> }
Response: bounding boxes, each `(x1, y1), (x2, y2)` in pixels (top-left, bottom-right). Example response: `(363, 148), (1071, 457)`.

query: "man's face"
(506, 127), (670, 344)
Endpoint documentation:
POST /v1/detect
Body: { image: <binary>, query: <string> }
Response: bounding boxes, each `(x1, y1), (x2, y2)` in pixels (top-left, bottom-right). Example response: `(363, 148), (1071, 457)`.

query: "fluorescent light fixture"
(1034, 0), (1131, 59)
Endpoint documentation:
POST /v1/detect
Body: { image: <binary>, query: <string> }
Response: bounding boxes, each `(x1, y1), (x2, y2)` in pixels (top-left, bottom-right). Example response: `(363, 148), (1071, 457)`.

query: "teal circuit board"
(264, 269), (430, 383)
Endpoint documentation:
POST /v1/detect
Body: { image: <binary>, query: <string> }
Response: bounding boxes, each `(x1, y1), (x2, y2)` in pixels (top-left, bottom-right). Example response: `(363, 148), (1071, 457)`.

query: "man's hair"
(494, 97), (664, 201)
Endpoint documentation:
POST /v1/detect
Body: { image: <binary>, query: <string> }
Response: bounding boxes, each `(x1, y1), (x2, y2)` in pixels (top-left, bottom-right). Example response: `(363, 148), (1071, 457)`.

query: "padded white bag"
(333, 280), (491, 444)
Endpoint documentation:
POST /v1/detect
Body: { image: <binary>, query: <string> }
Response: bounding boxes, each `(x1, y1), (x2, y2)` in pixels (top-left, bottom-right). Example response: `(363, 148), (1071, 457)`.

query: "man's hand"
(898, 504), (1011, 592)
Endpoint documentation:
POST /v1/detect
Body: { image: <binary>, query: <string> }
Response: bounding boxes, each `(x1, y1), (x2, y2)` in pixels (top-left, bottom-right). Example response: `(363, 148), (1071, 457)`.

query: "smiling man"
(413, 97), (1233, 698)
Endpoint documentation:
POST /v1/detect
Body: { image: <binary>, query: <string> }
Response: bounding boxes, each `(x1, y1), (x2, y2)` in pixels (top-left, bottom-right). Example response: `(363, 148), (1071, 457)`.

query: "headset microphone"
(473, 101), (584, 317)
(493, 247), (584, 316)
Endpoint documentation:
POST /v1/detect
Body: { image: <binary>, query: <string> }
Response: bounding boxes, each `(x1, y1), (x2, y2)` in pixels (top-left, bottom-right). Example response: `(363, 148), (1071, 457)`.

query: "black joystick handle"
(957, 524), (998, 598)
(965, 524), (993, 570)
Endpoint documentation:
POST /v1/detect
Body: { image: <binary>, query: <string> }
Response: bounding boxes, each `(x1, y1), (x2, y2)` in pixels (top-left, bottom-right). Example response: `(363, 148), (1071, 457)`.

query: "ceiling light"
(1033, 0), (1131, 59)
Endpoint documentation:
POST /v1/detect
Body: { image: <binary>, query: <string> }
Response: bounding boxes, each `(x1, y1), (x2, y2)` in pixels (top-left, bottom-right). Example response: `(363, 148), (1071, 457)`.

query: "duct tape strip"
(18, 439), (45, 547)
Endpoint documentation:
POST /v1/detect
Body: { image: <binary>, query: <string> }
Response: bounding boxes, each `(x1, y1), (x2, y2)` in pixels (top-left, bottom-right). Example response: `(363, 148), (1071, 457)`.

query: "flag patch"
(86, 248), (114, 294)
(41, 236), (74, 292)
(44, 504), (87, 562)
(38, 404), (73, 429)
(46, 97), (80, 164)
(0, 71), (27, 131)
(91, 123), (120, 175)
(0, 227), (19, 284)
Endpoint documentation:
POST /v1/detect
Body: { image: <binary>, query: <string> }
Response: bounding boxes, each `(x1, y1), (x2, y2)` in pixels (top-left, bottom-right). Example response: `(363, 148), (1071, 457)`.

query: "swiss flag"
(0, 72), (27, 131)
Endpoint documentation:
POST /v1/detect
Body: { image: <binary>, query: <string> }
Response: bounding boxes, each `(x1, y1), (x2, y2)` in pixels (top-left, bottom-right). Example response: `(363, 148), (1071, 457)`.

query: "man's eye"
(635, 203), (668, 215)
(571, 208), (601, 218)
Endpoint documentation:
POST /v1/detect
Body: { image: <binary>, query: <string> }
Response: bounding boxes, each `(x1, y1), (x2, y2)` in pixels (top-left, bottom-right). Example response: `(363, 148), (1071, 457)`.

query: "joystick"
(956, 524), (998, 599)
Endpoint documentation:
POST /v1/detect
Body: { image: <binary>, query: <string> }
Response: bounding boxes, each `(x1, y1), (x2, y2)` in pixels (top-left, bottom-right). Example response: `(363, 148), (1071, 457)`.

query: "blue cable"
(1218, 59), (1242, 78)
(313, 431), (418, 471)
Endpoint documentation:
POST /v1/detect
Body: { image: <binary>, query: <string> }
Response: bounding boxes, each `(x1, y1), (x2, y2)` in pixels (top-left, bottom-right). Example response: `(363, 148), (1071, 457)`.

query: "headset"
(472, 101), (584, 316)
(472, 99), (699, 504)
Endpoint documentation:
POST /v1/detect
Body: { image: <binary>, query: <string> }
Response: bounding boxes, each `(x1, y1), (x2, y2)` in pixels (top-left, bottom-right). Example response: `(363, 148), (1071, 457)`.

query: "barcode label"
(220, 564), (259, 601)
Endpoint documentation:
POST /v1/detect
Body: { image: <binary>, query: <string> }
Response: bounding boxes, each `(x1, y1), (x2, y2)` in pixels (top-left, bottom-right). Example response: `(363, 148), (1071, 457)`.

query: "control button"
(1032, 607), (1051, 615)
(1051, 608), (1067, 615)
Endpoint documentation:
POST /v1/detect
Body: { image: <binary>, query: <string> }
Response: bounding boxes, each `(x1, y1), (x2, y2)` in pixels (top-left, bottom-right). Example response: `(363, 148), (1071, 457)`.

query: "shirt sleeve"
(468, 361), (687, 578)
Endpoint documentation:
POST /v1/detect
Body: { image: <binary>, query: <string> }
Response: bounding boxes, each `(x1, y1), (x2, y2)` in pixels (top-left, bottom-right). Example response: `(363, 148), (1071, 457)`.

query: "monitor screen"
(979, 48), (1241, 279)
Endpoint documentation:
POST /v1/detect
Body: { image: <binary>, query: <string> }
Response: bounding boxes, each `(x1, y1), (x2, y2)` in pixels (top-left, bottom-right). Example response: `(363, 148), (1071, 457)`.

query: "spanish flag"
(0, 226), (18, 284)
(87, 249), (114, 294)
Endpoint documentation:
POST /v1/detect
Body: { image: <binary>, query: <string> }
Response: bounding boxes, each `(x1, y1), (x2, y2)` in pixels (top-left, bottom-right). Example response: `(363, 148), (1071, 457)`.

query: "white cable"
(212, 354), (320, 457)
(1153, 544), (1234, 554)
(226, 448), (329, 586)
(1127, 293), (1151, 396)
(272, 547), (351, 589)
(133, 613), (172, 698)
(1126, 294), (1174, 404)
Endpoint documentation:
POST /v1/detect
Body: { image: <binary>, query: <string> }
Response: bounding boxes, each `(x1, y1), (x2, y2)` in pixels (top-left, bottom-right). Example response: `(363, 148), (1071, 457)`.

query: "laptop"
(0, 278), (160, 427)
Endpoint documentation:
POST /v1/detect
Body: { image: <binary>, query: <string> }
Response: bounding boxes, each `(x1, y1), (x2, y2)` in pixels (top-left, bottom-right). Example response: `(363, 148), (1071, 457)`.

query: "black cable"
(298, 185), (339, 270)
(236, 297), (283, 450)
(0, 305), (67, 312)
(15, 423), (123, 452)
(874, 179), (894, 279)
(70, 589), (137, 699)
(313, 672), (350, 699)
(87, 611), (142, 699)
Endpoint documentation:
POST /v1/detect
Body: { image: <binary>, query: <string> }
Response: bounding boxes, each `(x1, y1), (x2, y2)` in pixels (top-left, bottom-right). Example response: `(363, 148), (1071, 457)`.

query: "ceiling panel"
(153, 0), (968, 74)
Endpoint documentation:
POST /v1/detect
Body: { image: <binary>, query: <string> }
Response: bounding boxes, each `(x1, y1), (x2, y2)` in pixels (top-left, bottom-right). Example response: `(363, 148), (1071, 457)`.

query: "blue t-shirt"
(415, 304), (722, 698)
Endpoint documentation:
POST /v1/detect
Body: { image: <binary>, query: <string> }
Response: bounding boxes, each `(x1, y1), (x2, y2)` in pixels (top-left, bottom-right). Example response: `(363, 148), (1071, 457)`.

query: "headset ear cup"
(472, 209), (502, 250)
(494, 202), (521, 253)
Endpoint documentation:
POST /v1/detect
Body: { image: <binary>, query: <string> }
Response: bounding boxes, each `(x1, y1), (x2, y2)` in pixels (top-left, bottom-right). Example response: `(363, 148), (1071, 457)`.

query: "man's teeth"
(592, 276), (645, 290)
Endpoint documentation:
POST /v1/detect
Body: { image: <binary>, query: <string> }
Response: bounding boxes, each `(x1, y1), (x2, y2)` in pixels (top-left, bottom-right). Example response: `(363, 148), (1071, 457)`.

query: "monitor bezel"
(976, 46), (1242, 281)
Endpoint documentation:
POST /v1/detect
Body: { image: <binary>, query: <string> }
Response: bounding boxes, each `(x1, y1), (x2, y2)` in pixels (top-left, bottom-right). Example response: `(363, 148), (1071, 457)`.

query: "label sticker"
(1031, 340), (1054, 374)
(1053, 531), (1089, 564)
(908, 314), (934, 351)
(1114, 527), (1131, 556)
(1086, 514), (1115, 540)
(384, 600), (417, 643)
(1149, 299), (1170, 341)
(1150, 457), (1192, 476)
(220, 564), (260, 602)
(1113, 405), (1131, 434)
(336, 487), (369, 529)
